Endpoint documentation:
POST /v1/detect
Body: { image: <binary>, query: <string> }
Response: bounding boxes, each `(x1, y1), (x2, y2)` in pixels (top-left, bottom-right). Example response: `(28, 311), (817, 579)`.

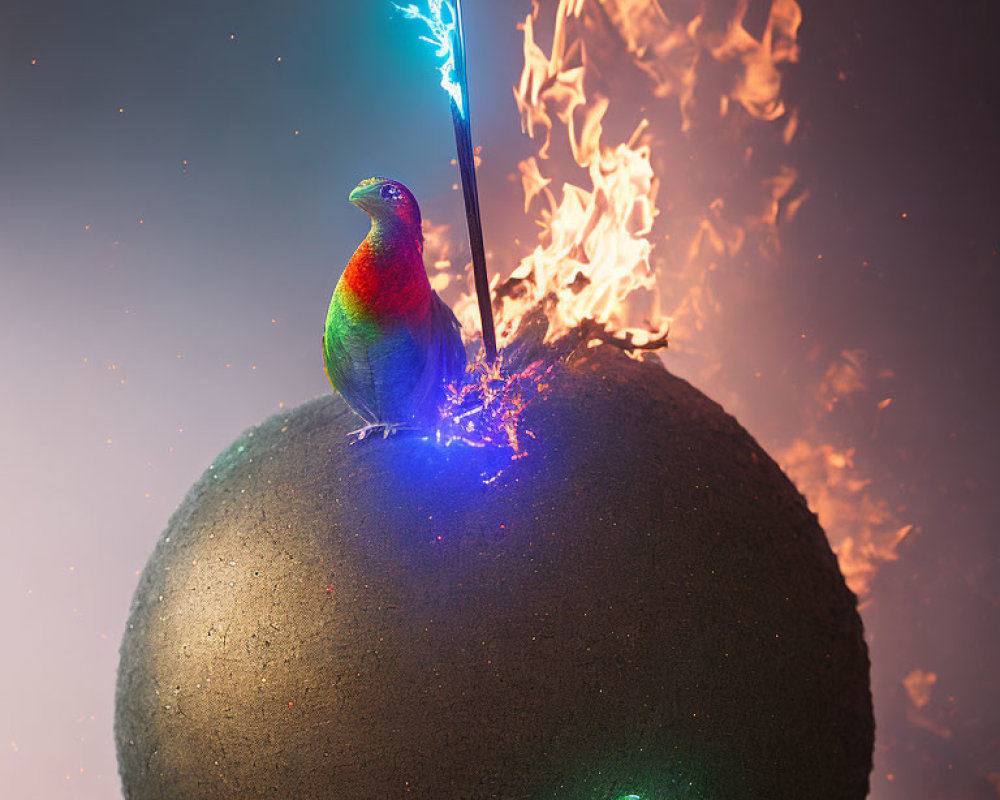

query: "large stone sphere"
(115, 341), (873, 800)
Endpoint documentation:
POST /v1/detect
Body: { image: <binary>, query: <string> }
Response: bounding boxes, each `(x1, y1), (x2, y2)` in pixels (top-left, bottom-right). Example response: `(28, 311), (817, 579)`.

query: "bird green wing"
(323, 286), (466, 426)
(323, 296), (381, 424)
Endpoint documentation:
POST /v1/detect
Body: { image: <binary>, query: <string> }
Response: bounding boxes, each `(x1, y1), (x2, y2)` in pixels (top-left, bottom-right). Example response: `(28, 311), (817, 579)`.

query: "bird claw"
(348, 423), (421, 443)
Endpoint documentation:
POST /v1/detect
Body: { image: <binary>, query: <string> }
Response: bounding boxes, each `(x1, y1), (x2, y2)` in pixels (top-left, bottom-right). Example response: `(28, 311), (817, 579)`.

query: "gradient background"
(0, 0), (996, 798)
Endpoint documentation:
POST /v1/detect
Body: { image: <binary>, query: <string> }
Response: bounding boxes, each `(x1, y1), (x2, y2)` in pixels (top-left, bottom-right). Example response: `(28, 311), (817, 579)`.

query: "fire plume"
(441, 0), (908, 596)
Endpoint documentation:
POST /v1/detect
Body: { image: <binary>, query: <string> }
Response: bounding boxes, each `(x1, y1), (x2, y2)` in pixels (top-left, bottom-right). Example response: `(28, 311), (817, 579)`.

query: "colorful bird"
(323, 177), (467, 438)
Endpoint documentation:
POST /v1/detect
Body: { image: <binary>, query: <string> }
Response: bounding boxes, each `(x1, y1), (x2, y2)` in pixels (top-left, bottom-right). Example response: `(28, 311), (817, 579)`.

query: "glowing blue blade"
(394, 0), (466, 118)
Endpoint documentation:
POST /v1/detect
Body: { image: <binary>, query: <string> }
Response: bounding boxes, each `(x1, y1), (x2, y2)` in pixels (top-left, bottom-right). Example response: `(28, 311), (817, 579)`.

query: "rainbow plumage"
(323, 178), (466, 434)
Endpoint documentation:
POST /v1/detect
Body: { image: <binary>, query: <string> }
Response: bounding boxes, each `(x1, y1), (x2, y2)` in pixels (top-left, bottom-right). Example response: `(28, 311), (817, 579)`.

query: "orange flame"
(779, 438), (913, 597)
(455, 0), (809, 352)
(902, 668), (953, 740)
(775, 347), (913, 597)
(903, 669), (938, 710)
(455, 0), (667, 348)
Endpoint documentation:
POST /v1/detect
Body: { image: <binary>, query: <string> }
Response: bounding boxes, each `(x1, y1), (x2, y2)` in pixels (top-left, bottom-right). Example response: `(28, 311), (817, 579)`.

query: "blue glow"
(394, 0), (465, 117)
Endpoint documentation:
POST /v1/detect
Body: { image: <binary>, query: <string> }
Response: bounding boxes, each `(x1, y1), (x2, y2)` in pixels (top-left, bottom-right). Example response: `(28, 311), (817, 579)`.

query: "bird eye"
(380, 183), (402, 201)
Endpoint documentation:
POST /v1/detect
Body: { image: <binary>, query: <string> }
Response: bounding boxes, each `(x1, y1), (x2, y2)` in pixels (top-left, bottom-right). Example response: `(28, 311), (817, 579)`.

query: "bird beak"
(349, 182), (378, 211)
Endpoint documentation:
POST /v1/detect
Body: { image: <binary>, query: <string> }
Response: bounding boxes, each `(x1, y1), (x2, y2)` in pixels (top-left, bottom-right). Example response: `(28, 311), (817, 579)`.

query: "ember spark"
(435, 350), (553, 457)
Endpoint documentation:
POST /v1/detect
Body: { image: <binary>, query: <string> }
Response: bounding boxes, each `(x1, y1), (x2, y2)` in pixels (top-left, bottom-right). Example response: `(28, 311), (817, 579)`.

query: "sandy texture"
(116, 342), (873, 799)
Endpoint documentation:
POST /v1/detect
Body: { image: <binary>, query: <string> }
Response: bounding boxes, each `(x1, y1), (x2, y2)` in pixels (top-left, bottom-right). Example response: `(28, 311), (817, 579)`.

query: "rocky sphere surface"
(115, 341), (873, 800)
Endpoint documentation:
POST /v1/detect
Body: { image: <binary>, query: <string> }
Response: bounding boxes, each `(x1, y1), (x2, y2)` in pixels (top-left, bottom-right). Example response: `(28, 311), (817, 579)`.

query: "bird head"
(349, 177), (422, 230)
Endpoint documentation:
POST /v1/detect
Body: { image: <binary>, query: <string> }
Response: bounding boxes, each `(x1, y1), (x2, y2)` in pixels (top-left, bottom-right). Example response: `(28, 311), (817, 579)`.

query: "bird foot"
(348, 423), (421, 443)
